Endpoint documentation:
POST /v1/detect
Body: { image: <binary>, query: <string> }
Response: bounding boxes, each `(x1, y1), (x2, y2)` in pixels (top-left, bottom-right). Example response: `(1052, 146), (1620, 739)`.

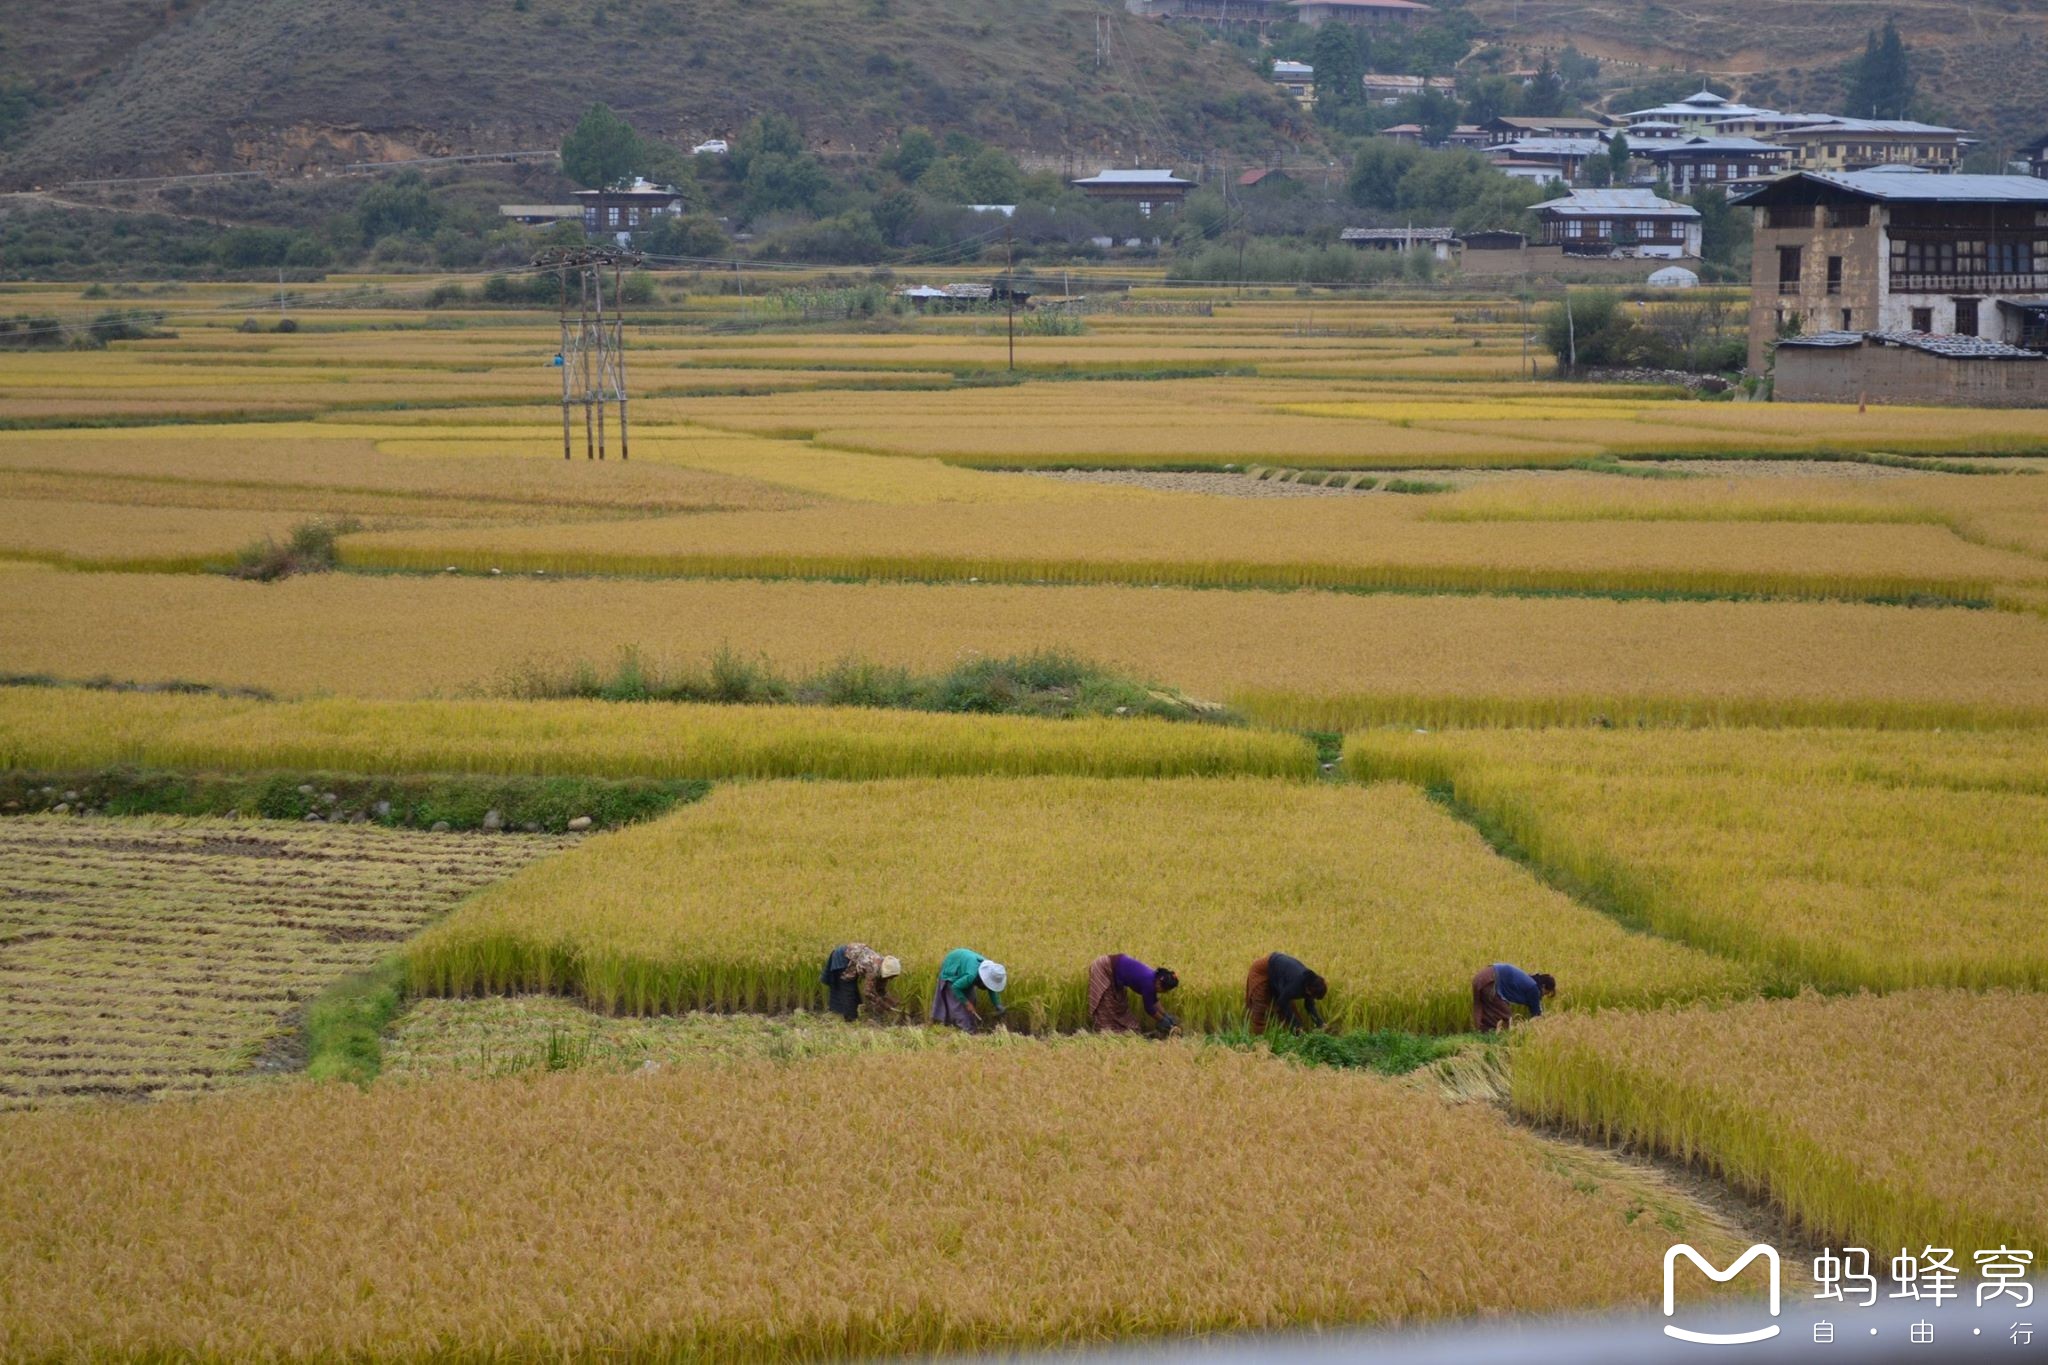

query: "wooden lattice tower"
(536, 245), (640, 460)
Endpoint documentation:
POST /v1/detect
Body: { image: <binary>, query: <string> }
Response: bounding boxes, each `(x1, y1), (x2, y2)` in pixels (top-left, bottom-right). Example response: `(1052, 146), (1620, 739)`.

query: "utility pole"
(277, 267), (287, 323)
(537, 244), (640, 461)
(1005, 221), (1016, 372)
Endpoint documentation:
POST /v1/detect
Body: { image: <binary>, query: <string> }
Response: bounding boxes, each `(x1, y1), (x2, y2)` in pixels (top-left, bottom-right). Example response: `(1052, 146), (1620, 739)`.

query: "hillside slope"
(0, 0), (1309, 186)
(1469, 0), (2048, 146)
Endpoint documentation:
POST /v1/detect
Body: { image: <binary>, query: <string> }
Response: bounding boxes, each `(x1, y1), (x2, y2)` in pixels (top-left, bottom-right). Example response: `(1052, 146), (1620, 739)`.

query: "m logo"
(1663, 1244), (1782, 1345)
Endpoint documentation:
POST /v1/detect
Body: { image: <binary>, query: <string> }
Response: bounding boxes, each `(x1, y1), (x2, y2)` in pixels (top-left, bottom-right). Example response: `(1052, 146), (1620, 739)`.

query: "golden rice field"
(2, 280), (2046, 1353)
(0, 687), (1315, 782)
(381, 997), (972, 1081)
(1348, 728), (2048, 991)
(1516, 991), (2048, 1253)
(405, 777), (1748, 1031)
(340, 496), (2047, 603)
(0, 1044), (1754, 1360)
(0, 817), (554, 1110)
(8, 568), (2048, 725)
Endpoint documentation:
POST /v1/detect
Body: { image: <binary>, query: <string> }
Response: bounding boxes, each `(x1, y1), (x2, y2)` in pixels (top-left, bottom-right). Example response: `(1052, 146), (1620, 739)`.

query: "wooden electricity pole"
(537, 245), (641, 460)
(1005, 221), (1016, 372)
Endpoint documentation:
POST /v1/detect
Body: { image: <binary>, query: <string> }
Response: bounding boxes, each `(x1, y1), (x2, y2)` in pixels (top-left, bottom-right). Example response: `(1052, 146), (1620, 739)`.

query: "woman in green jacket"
(931, 947), (1007, 1032)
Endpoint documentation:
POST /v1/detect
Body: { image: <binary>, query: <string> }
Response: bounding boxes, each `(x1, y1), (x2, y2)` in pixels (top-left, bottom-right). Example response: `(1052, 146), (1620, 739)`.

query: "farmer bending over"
(822, 942), (908, 1023)
(1472, 963), (1554, 1032)
(931, 947), (1006, 1032)
(1087, 953), (1180, 1036)
(1246, 952), (1326, 1033)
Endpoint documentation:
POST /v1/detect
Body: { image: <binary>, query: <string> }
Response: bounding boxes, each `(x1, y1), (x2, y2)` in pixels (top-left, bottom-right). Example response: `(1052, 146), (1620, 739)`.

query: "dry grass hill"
(0, 0), (1309, 186)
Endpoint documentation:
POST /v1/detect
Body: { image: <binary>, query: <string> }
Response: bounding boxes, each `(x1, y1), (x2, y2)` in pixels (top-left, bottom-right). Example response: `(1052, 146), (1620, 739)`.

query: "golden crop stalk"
(404, 776), (1746, 1030)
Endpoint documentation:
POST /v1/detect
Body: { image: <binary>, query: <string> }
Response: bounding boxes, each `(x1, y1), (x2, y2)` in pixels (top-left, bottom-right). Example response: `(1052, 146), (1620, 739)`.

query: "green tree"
(354, 172), (439, 246)
(1414, 88), (1459, 145)
(1690, 186), (1743, 269)
(884, 128), (939, 183)
(1607, 132), (1631, 185)
(1843, 18), (1915, 119)
(559, 103), (646, 241)
(1347, 140), (1421, 211)
(1311, 24), (1364, 124)
(743, 152), (831, 217)
(559, 103), (644, 190)
(637, 212), (730, 259)
(1521, 59), (1567, 117)
(1461, 74), (1518, 126)
(960, 146), (1022, 203)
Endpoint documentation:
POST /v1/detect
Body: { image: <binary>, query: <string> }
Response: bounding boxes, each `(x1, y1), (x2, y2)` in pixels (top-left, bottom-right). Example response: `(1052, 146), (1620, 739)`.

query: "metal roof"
(1779, 330), (2045, 359)
(1287, 0), (1433, 9)
(1531, 188), (1701, 217)
(1781, 117), (1966, 136)
(1624, 90), (1774, 120)
(1639, 137), (1789, 156)
(1734, 170), (2048, 204)
(1487, 137), (1608, 155)
(1071, 169), (1193, 186)
(1340, 227), (1456, 241)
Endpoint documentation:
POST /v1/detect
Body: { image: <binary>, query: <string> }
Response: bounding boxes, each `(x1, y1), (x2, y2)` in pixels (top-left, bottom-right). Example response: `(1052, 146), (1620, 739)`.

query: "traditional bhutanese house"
(1379, 123), (1426, 144)
(1638, 136), (1792, 196)
(1768, 118), (1973, 173)
(1532, 188), (1702, 258)
(1620, 88), (1775, 136)
(1070, 168), (1195, 217)
(2026, 132), (2048, 180)
(1772, 330), (2048, 406)
(573, 178), (686, 241)
(1485, 137), (1608, 182)
(1360, 74), (1457, 105)
(1236, 168), (1300, 197)
(1445, 124), (1490, 149)
(1622, 120), (1687, 143)
(1733, 169), (2048, 369)
(1481, 115), (1611, 145)
(1339, 226), (1459, 261)
(1288, 0), (1432, 27)
(1271, 60), (1314, 99)
(1711, 111), (1841, 140)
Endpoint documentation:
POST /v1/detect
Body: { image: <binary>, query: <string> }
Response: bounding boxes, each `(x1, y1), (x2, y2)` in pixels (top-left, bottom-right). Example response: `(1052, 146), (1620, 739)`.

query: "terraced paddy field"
(405, 776), (1748, 1031)
(0, 817), (554, 1110)
(1349, 728), (2048, 991)
(3, 278), (2045, 1355)
(1517, 991), (2048, 1253)
(9, 567), (2048, 725)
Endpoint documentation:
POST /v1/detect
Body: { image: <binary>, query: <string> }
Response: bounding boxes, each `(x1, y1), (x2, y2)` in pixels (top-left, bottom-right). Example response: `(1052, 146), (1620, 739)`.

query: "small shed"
(1340, 227), (1458, 261)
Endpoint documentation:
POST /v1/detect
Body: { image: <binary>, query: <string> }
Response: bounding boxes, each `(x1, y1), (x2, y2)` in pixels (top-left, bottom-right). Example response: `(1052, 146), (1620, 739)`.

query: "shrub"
(229, 518), (362, 582)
